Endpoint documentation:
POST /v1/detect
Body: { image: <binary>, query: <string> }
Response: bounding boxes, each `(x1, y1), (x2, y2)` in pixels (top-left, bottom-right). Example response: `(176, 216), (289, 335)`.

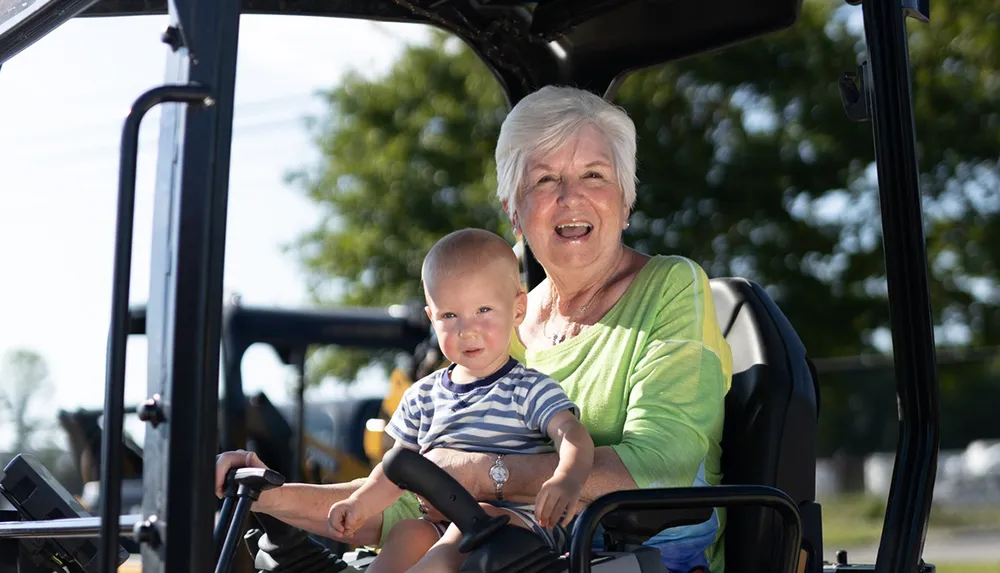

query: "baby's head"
(422, 229), (526, 379)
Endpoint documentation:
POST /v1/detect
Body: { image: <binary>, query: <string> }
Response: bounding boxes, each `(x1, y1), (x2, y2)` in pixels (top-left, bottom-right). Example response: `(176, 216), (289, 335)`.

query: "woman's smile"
(554, 221), (594, 240)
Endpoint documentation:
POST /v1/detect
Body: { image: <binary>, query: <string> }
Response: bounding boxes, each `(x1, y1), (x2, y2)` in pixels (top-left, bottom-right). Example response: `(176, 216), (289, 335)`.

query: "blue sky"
(0, 12), (431, 449)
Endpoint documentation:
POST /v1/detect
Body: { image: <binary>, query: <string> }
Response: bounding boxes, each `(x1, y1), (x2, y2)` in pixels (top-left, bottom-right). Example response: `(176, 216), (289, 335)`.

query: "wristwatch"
(488, 454), (509, 501)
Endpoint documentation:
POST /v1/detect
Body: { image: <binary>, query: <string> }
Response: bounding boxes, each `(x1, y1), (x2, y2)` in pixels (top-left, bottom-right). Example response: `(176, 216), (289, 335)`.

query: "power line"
(3, 113), (315, 166)
(4, 91), (324, 147)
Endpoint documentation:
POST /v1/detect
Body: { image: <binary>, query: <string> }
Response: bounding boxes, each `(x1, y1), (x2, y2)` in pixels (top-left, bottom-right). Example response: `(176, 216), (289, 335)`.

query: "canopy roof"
(2, 0), (802, 102)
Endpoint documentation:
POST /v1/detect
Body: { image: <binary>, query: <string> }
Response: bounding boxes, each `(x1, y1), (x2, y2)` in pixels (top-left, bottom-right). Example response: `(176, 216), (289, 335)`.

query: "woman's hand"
(214, 450), (270, 499)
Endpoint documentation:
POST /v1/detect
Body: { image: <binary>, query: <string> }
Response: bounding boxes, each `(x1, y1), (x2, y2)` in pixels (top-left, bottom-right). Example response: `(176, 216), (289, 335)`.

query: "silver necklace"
(545, 271), (615, 346)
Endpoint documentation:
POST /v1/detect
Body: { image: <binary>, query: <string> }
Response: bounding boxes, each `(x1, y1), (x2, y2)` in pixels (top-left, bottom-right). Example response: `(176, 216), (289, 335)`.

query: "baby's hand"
(534, 472), (583, 528)
(327, 497), (369, 539)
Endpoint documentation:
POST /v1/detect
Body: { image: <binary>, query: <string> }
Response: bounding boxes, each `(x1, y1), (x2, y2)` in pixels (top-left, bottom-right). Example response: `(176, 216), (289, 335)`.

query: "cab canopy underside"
(3, 0), (802, 102)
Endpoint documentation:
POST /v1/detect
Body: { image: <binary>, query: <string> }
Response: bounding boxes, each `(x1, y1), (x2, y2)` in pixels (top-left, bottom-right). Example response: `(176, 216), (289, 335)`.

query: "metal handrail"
(569, 485), (803, 573)
(100, 82), (213, 573)
(0, 514), (142, 539)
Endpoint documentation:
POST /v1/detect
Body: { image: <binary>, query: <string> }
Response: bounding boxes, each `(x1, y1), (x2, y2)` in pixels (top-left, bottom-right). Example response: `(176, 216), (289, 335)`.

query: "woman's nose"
(556, 179), (583, 205)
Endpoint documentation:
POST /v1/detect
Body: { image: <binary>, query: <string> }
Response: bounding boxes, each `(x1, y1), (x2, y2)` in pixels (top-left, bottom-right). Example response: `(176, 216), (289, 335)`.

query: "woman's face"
(517, 125), (629, 274)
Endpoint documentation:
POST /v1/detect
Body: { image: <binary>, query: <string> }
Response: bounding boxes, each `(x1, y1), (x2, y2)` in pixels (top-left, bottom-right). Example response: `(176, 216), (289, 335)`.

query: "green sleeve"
(610, 341), (727, 488)
(375, 491), (423, 547)
(610, 264), (729, 489)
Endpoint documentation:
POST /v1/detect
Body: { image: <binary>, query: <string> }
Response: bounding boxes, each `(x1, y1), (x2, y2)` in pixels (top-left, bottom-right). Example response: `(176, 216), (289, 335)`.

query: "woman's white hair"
(495, 85), (638, 225)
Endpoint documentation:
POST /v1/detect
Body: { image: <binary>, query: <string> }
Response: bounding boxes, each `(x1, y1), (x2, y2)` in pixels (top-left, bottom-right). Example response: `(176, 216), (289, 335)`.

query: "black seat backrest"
(710, 278), (821, 573)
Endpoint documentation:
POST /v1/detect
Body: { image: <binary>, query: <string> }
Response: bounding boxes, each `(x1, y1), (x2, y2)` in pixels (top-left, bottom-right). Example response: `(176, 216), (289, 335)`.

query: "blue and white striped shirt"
(385, 357), (579, 455)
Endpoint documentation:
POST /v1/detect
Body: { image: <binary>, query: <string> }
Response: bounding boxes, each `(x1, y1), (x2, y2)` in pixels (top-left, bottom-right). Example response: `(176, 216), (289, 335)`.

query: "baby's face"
(424, 261), (526, 381)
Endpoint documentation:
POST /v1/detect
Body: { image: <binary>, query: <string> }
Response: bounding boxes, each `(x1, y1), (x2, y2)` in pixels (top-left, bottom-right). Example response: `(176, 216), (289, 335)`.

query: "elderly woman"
(215, 85), (733, 573)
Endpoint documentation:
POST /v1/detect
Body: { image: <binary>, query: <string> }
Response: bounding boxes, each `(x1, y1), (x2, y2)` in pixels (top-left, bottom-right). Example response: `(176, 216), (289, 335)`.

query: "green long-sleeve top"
(379, 255), (733, 572)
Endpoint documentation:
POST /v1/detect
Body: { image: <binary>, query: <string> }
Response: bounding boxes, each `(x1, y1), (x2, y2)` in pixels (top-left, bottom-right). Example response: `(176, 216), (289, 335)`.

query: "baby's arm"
(534, 409), (595, 527)
(327, 441), (416, 538)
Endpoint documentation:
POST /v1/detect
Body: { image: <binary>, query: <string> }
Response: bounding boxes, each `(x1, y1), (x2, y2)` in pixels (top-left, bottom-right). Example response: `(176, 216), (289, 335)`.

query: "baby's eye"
(478, 307), (492, 314)
(441, 312), (456, 319)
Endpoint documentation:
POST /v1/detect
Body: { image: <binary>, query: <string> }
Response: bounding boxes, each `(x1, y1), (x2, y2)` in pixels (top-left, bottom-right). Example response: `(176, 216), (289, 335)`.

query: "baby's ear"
(513, 290), (528, 325)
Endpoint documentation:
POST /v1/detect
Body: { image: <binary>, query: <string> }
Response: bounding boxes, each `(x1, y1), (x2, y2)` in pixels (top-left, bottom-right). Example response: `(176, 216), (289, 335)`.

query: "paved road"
(824, 528), (1000, 565)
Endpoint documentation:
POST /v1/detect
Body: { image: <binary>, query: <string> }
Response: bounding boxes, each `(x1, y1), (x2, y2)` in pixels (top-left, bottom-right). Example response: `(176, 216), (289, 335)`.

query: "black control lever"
(216, 468), (285, 573)
(214, 470), (241, 554)
(245, 513), (356, 572)
(381, 448), (509, 553)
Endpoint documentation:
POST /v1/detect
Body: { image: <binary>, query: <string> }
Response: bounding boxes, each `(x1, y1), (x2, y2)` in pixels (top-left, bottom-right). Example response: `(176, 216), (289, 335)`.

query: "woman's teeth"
(556, 223), (592, 239)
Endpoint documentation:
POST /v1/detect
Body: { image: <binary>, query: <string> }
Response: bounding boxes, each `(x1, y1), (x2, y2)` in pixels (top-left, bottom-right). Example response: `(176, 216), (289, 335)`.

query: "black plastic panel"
(0, 455), (128, 573)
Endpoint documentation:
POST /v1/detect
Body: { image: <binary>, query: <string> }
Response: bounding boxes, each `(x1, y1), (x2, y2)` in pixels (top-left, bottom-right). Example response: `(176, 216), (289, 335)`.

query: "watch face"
(489, 464), (509, 484)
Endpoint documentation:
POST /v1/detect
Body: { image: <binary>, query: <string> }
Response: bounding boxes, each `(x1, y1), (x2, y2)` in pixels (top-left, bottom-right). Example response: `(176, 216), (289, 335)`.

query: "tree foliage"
(288, 0), (1000, 393)
(0, 349), (54, 452)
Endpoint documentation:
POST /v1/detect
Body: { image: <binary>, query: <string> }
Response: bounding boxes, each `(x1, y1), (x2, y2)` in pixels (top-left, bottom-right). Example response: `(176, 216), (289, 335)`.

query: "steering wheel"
(380, 447), (563, 573)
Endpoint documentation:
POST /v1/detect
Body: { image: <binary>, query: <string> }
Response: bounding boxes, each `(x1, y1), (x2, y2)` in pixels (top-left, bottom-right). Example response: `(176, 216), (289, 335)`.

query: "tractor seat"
(595, 278), (822, 573)
(711, 277), (821, 573)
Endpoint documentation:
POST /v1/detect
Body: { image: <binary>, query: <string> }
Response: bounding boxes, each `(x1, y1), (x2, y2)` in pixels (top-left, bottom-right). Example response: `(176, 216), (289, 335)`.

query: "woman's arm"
(214, 450), (383, 545)
(257, 480), (384, 545)
(423, 445), (636, 505)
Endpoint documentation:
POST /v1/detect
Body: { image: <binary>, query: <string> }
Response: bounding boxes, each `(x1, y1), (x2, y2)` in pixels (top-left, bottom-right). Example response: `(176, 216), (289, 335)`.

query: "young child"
(327, 228), (594, 573)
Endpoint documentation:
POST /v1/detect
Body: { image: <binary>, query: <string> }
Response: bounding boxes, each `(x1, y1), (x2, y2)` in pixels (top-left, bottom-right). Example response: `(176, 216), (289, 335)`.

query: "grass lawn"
(821, 494), (1000, 549)
(934, 564), (1000, 573)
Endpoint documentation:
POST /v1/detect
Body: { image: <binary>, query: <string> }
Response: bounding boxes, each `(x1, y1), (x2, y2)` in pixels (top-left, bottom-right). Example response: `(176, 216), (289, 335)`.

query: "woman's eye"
(584, 171), (604, 179)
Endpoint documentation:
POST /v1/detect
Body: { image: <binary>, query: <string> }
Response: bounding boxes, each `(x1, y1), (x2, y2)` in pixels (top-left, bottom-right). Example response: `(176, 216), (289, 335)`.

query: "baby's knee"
(385, 518), (441, 546)
(368, 519), (443, 573)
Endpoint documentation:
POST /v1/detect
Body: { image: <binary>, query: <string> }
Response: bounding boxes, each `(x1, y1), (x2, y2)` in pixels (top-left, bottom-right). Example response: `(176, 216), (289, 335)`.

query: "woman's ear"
(501, 198), (520, 232)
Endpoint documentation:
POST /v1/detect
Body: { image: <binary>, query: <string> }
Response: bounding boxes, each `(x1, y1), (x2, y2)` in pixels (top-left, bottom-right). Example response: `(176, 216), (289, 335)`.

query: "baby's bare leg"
(365, 518), (441, 573)
(407, 504), (532, 573)
(404, 522), (465, 573)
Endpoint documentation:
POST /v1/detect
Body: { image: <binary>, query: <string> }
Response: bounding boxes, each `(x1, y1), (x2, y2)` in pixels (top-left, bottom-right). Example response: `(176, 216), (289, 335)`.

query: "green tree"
(287, 35), (510, 380)
(0, 349), (55, 452)
(288, 0), (1000, 390)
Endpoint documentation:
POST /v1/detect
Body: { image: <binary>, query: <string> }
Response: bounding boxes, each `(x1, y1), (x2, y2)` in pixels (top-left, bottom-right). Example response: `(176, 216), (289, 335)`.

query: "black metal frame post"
(100, 83), (212, 573)
(860, 1), (940, 573)
(139, 1), (241, 572)
(291, 347), (307, 484)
